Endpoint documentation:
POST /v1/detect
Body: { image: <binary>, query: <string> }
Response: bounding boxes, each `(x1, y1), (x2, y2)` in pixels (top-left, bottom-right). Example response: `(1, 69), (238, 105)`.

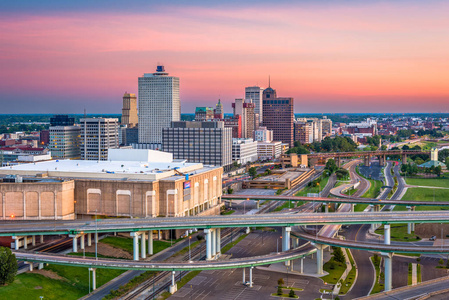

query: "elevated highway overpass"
(222, 195), (449, 208)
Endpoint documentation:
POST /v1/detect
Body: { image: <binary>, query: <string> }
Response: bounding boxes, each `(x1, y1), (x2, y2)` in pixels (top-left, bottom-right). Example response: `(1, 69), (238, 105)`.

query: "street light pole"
(95, 209), (98, 261)
(189, 235), (192, 262)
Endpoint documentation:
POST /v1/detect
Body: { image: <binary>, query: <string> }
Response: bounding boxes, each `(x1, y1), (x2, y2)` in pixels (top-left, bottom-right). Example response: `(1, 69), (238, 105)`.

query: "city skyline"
(1, 1), (449, 114)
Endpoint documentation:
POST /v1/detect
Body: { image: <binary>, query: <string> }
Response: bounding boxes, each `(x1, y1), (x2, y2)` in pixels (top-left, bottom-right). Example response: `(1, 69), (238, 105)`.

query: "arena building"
(0, 149), (223, 221)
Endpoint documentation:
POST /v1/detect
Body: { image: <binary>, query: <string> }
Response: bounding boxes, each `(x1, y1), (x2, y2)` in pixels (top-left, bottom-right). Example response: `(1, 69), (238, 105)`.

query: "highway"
(3, 211), (449, 236)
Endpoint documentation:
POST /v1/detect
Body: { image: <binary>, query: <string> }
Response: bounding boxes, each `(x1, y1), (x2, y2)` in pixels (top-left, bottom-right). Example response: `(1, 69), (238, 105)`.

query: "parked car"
(430, 236), (437, 241)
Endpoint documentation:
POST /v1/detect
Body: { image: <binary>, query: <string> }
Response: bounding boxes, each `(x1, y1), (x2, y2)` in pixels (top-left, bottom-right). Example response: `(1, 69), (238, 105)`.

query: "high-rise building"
(138, 65), (180, 144)
(245, 86), (264, 123)
(80, 118), (119, 161)
(49, 126), (80, 159)
(321, 116), (332, 137)
(50, 115), (75, 127)
(162, 121), (232, 168)
(232, 99), (256, 139)
(262, 86), (294, 147)
(214, 99), (224, 119)
(121, 93), (138, 127)
(294, 121), (313, 144)
(48, 114), (80, 159)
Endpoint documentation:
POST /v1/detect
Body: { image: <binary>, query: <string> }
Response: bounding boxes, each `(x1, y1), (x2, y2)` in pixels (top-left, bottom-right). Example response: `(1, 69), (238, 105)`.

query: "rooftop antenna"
(268, 75), (271, 88)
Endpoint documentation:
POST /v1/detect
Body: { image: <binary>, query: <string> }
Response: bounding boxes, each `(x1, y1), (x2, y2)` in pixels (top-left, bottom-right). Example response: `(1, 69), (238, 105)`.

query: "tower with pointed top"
(214, 99), (224, 119)
(245, 86), (264, 123)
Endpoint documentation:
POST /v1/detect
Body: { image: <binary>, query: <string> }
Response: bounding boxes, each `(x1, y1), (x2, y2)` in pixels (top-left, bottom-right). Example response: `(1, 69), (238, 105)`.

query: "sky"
(0, 0), (448, 114)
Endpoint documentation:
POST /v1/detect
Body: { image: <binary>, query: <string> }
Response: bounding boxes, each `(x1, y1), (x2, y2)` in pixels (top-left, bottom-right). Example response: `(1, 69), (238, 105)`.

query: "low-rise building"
(257, 141), (282, 160)
(0, 149), (223, 221)
(232, 138), (258, 165)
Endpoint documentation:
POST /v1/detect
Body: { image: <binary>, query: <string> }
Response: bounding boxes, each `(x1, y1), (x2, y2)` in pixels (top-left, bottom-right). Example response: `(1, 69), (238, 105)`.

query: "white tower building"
(138, 65), (180, 144)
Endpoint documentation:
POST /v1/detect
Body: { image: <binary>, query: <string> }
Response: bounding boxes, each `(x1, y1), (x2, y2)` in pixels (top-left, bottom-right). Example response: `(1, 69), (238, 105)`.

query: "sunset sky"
(1, 1), (448, 114)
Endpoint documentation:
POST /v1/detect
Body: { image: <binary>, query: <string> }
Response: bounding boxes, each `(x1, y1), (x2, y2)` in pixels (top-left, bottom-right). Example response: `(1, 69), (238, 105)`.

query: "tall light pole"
(95, 209), (98, 261)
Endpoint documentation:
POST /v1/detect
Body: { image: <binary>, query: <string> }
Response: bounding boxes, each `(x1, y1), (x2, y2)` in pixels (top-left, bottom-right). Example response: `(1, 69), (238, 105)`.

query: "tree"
(278, 278), (285, 286)
(435, 166), (442, 177)
(439, 258), (444, 267)
(0, 247), (18, 285)
(325, 159), (338, 174)
(332, 247), (346, 264)
(335, 169), (349, 180)
(289, 289), (296, 298)
(248, 167), (257, 178)
(277, 285), (283, 295)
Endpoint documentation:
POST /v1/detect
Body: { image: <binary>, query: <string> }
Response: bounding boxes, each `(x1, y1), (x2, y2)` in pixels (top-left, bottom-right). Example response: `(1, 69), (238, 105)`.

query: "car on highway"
(430, 236), (436, 241)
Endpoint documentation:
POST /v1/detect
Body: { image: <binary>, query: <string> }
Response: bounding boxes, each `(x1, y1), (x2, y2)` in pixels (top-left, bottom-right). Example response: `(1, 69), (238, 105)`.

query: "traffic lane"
(342, 224), (374, 299)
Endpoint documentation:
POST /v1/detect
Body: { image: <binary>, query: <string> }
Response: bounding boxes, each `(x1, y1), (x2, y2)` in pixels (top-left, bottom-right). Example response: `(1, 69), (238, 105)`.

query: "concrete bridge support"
(314, 243), (326, 275)
(40, 235), (44, 244)
(131, 232), (140, 261)
(89, 268), (97, 290)
(282, 227), (291, 266)
(211, 229), (217, 258)
(335, 157), (341, 168)
(249, 266), (253, 287)
(402, 154), (407, 164)
(205, 229), (213, 260)
(32, 235), (35, 246)
(381, 252), (394, 292)
(215, 228), (221, 257)
(407, 206), (413, 234)
(242, 268), (246, 284)
(87, 233), (92, 247)
(169, 271), (177, 294)
(384, 224), (391, 245)
(25, 261), (33, 271)
(80, 234), (85, 250)
(324, 203), (329, 213)
(72, 235), (78, 253)
(364, 155), (371, 167)
(140, 232), (146, 259)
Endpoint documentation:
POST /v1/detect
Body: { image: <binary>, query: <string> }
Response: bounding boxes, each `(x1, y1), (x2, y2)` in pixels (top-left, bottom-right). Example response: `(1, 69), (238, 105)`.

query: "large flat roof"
(0, 159), (217, 181)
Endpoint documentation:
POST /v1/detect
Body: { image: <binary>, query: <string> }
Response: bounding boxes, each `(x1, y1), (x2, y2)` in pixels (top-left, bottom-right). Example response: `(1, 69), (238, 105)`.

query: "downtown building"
(138, 65), (180, 146)
(262, 86), (294, 147)
(49, 115), (81, 159)
(232, 138), (258, 165)
(120, 92), (139, 146)
(80, 118), (119, 161)
(162, 121), (232, 169)
(245, 86), (264, 123)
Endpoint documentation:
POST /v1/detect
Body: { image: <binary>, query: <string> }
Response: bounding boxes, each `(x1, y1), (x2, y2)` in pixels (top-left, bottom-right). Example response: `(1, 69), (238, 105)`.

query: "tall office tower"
(262, 86), (294, 147)
(321, 116), (332, 137)
(214, 99), (224, 119)
(138, 65), (180, 144)
(254, 127), (273, 142)
(121, 92), (138, 127)
(232, 99), (256, 139)
(80, 118), (119, 161)
(162, 121), (232, 169)
(245, 86), (264, 122)
(49, 115), (80, 159)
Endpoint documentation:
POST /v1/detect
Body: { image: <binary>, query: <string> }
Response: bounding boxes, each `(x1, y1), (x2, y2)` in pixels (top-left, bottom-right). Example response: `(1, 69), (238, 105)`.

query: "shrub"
(289, 289), (296, 298)
(0, 247), (18, 285)
(277, 285), (283, 295)
(278, 278), (285, 286)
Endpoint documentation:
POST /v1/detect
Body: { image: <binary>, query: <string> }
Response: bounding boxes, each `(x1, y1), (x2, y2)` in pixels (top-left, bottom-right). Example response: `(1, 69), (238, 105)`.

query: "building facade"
(49, 126), (81, 159)
(162, 121), (232, 168)
(232, 99), (256, 139)
(195, 107), (214, 121)
(254, 127), (273, 142)
(232, 138), (258, 165)
(257, 141), (282, 160)
(80, 118), (119, 161)
(245, 86), (264, 123)
(138, 65), (180, 144)
(262, 86), (294, 147)
(121, 92), (138, 127)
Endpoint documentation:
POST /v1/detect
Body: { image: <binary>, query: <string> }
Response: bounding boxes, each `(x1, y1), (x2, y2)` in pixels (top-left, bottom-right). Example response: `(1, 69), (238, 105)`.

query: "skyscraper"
(245, 86), (264, 123)
(49, 115), (80, 159)
(262, 85), (294, 147)
(138, 65), (180, 144)
(232, 99), (256, 139)
(80, 118), (119, 161)
(121, 92), (138, 127)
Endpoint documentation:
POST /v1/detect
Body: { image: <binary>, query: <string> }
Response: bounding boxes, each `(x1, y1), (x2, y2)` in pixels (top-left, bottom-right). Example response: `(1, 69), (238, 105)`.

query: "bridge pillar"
(169, 271), (177, 294)
(381, 252), (394, 291)
(72, 236), (78, 253)
(80, 234), (85, 250)
(211, 229), (217, 258)
(384, 224), (391, 245)
(40, 235), (44, 244)
(23, 236), (28, 249)
(242, 268), (246, 284)
(411, 206), (416, 232)
(402, 154), (407, 163)
(90, 268), (97, 290)
(246, 227), (251, 234)
(140, 232), (146, 259)
(256, 200), (260, 209)
(336, 157), (341, 168)
(324, 203), (329, 213)
(282, 227), (291, 266)
(216, 228), (221, 257)
(32, 235), (35, 246)
(25, 261), (33, 271)
(94, 233), (98, 244)
(87, 233), (92, 247)
(314, 243), (325, 275)
(205, 229), (212, 260)
(249, 266), (253, 287)
(300, 257), (304, 273)
(148, 230), (153, 255)
(131, 232), (140, 261)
